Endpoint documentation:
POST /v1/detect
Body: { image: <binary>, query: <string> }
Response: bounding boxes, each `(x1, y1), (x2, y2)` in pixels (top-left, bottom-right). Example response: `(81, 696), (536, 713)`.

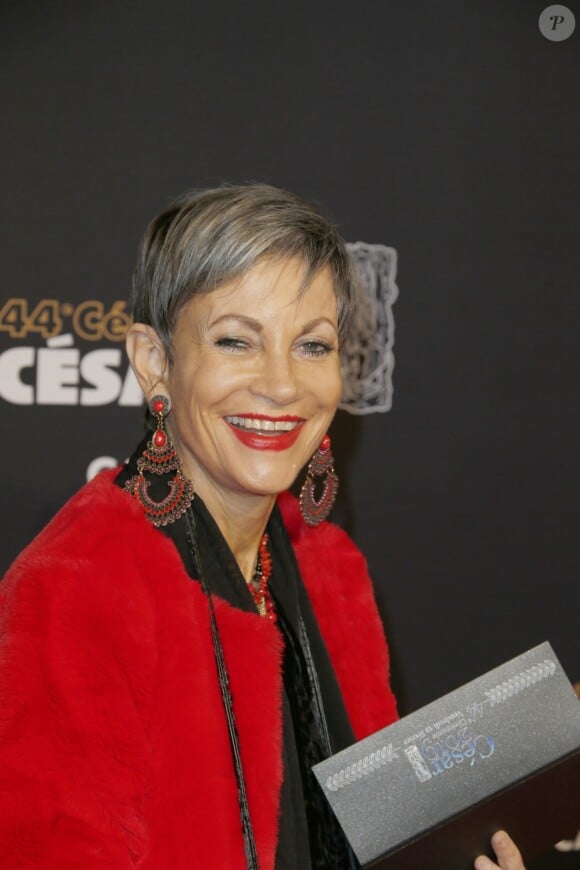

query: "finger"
(474, 830), (525, 870)
(491, 830), (524, 869)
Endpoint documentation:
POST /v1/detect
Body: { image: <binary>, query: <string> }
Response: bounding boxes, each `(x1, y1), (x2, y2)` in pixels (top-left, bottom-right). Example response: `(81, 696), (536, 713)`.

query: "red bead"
(320, 434), (331, 452)
(153, 430), (167, 448)
(248, 534), (276, 622)
(153, 399), (165, 414)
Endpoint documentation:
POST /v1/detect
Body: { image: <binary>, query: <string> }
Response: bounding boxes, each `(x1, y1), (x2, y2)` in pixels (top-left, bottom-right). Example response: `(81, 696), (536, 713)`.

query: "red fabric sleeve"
(0, 530), (156, 867)
(279, 492), (399, 740)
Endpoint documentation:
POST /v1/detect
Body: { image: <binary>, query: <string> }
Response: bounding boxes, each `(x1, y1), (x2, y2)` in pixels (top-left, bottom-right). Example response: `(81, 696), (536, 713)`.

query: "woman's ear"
(125, 323), (169, 402)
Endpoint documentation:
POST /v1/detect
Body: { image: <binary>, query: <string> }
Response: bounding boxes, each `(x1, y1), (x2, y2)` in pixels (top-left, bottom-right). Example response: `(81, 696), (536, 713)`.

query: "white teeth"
(225, 416), (298, 433)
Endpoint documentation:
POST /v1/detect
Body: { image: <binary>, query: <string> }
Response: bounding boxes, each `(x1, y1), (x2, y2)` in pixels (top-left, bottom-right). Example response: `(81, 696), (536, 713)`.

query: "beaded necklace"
(247, 533), (276, 622)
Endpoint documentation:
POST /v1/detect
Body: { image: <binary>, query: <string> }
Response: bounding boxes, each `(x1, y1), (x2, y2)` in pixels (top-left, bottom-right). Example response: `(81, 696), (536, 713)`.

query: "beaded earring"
(124, 395), (194, 526)
(299, 434), (339, 526)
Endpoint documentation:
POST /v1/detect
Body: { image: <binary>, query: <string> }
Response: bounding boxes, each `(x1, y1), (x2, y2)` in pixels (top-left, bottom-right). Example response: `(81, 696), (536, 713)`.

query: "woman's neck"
(194, 484), (276, 583)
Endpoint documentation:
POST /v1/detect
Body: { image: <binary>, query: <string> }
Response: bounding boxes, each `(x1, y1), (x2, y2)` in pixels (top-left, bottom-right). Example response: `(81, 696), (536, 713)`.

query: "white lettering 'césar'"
(86, 456), (121, 481)
(0, 335), (142, 406)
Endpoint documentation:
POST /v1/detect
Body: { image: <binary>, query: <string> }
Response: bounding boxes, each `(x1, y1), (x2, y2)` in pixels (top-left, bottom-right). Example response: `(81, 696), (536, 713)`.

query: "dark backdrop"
(1, 2), (578, 726)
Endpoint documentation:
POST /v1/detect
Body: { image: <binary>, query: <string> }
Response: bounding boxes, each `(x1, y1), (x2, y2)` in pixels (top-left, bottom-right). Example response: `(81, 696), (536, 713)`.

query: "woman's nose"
(250, 352), (299, 405)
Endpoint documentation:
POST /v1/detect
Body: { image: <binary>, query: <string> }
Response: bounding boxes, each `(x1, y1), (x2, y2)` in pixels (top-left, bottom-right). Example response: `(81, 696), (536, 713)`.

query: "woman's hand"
(474, 831), (525, 870)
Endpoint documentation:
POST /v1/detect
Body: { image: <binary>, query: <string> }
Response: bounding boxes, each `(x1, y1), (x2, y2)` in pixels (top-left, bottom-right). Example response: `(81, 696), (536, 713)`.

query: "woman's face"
(160, 257), (342, 508)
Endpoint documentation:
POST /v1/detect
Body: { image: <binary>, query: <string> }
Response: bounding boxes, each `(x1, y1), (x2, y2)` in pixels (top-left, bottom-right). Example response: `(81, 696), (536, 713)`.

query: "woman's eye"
(214, 337), (250, 352)
(299, 340), (334, 358)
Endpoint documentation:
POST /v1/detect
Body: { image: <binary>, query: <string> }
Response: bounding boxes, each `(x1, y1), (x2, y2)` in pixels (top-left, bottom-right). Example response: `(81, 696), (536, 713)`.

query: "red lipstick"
(224, 415), (304, 451)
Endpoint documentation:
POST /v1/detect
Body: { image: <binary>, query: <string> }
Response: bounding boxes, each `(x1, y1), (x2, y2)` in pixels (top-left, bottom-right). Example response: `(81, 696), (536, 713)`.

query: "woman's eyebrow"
(209, 314), (263, 331)
(300, 317), (338, 334)
(207, 314), (338, 334)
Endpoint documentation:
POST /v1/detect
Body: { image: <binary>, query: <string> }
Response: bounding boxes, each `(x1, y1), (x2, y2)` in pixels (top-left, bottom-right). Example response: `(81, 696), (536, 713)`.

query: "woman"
(0, 184), (524, 869)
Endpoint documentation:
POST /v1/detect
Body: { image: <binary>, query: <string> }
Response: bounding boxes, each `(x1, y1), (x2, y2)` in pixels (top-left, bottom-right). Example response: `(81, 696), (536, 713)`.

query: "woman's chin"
(234, 471), (302, 500)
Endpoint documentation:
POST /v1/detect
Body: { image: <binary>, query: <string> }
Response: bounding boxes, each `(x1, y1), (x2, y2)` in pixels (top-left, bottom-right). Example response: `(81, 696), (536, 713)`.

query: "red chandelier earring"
(299, 434), (339, 527)
(124, 395), (194, 527)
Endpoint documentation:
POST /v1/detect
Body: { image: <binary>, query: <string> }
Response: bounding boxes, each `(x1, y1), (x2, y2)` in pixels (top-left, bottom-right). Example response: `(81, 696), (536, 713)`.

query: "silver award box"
(313, 642), (580, 869)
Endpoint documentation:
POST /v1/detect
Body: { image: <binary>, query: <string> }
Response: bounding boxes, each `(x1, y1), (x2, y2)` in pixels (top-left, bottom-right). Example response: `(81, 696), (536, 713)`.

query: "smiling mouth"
(224, 415), (303, 434)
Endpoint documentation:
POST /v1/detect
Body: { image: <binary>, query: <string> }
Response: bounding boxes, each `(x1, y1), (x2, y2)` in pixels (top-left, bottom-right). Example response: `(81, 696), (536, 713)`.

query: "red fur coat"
(0, 470), (397, 868)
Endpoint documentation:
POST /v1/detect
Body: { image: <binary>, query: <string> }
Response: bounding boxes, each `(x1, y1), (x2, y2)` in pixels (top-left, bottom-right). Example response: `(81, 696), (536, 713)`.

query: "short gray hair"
(131, 183), (356, 359)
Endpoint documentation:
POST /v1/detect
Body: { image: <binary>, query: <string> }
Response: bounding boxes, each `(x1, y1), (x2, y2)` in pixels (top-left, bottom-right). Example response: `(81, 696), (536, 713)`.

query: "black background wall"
(2, 0), (578, 732)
